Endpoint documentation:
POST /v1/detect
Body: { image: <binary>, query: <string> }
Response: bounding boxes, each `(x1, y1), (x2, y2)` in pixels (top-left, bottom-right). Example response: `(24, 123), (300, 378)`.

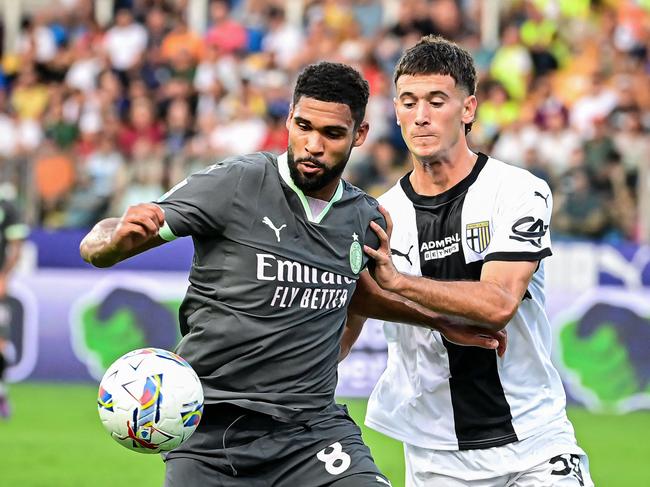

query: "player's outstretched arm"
(80, 203), (167, 268)
(349, 272), (506, 356)
(364, 206), (535, 331)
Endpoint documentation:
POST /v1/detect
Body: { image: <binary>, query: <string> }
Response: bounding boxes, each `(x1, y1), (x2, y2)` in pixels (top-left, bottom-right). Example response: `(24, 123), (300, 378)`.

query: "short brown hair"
(394, 36), (477, 133)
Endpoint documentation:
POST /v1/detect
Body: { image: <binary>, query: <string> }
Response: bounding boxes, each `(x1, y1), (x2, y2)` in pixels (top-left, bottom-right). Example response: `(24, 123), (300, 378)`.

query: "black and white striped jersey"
(365, 153), (572, 451)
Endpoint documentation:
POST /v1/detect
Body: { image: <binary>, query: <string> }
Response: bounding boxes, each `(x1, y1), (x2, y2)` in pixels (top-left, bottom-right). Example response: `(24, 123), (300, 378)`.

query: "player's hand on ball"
(364, 205), (404, 292)
(112, 203), (165, 253)
(438, 322), (507, 356)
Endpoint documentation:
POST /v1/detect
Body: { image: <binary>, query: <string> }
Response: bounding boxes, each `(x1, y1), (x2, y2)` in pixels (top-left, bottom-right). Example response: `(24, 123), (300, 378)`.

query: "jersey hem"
(365, 413), (573, 451)
(458, 432), (518, 450)
(364, 417), (460, 450)
(484, 248), (552, 262)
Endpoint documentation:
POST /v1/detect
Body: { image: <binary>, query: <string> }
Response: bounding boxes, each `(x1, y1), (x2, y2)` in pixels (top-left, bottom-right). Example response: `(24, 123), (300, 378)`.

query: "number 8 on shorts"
(317, 442), (352, 475)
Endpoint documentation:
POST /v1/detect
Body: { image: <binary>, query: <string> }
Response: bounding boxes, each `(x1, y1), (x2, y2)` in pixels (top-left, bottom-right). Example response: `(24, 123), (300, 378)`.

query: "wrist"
(387, 272), (408, 294)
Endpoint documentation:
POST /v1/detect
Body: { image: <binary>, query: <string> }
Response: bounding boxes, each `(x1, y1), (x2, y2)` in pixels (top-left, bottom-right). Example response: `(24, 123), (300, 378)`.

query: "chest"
(387, 191), (497, 280)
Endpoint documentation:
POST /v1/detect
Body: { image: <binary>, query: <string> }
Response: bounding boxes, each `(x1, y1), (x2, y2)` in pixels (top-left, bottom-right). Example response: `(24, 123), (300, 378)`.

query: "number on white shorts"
(316, 442), (351, 475)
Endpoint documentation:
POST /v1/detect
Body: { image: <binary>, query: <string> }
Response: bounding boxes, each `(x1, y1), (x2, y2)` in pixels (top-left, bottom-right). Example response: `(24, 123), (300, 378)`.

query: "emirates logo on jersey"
(466, 221), (491, 253)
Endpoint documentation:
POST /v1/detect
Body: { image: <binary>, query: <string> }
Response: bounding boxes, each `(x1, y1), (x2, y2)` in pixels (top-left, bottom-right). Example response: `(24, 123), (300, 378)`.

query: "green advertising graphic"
(554, 290), (650, 414)
(71, 278), (182, 380)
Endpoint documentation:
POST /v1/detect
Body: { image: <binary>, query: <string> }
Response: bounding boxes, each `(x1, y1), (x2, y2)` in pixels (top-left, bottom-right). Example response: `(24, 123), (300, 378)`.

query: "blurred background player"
(0, 183), (29, 419)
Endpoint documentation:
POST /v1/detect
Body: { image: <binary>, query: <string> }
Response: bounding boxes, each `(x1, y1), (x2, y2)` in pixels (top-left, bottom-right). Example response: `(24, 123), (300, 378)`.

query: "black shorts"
(163, 402), (390, 487)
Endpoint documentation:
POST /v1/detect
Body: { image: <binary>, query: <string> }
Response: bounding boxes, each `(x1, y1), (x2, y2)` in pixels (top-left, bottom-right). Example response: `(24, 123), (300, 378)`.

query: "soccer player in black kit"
(0, 190), (28, 418)
(81, 62), (505, 486)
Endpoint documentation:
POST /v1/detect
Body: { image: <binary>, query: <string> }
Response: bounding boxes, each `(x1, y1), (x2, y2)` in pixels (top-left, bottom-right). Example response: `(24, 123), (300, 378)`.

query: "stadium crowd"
(0, 0), (648, 242)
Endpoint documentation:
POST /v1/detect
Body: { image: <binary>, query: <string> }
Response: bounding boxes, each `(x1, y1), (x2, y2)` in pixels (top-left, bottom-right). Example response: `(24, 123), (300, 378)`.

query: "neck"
(409, 145), (478, 197)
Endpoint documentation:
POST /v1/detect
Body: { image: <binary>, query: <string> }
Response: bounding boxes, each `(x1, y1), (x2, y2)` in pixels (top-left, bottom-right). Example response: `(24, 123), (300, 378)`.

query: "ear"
(353, 121), (369, 148)
(462, 95), (477, 126)
(285, 105), (294, 131)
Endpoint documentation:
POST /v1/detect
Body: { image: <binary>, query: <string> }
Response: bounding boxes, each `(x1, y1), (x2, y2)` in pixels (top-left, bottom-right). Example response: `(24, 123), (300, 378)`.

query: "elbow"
(486, 300), (518, 331)
(79, 245), (115, 269)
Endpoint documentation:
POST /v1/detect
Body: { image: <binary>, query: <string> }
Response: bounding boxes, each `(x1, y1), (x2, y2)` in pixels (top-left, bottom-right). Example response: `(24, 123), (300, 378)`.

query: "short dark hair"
(293, 62), (369, 127)
(394, 35), (477, 133)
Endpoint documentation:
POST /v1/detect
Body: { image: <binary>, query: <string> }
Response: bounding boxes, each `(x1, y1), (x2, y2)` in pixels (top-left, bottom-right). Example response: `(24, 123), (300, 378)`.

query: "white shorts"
(403, 419), (594, 487)
(405, 447), (594, 486)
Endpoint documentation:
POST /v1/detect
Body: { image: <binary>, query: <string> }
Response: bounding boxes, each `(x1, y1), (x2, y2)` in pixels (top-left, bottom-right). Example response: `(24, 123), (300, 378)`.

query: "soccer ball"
(97, 348), (204, 453)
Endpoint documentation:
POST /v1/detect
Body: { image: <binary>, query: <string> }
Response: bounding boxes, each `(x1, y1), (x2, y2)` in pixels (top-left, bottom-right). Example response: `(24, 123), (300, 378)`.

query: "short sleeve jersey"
(366, 154), (571, 453)
(0, 199), (29, 269)
(156, 152), (384, 420)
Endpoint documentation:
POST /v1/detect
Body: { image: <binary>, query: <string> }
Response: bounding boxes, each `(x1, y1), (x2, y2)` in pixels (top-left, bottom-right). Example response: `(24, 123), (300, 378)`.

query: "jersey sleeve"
(2, 201), (29, 241)
(362, 201), (387, 252)
(484, 177), (553, 263)
(156, 161), (244, 240)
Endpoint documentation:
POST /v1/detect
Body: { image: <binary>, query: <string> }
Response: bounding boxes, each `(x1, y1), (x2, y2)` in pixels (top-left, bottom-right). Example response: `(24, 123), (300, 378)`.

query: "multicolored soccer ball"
(97, 348), (204, 453)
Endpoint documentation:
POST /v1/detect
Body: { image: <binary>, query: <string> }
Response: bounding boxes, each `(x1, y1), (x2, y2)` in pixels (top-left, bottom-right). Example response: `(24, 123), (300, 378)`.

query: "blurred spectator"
(0, 0), (646, 245)
(476, 80), (520, 142)
(0, 90), (19, 158)
(429, 0), (467, 40)
(10, 68), (49, 121)
(17, 14), (57, 74)
(161, 14), (203, 65)
(261, 5), (303, 69)
(164, 97), (194, 157)
(65, 37), (103, 94)
(43, 97), (78, 149)
(520, 1), (559, 77)
(553, 168), (609, 239)
(259, 113), (289, 154)
(491, 111), (540, 169)
(388, 0), (437, 40)
(570, 73), (619, 138)
(614, 109), (648, 177)
(490, 23), (532, 101)
(111, 140), (165, 215)
(84, 135), (125, 202)
(351, 0), (384, 38)
(532, 75), (569, 130)
(347, 138), (405, 197)
(103, 8), (148, 81)
(536, 105), (581, 177)
(205, 0), (248, 55)
(521, 147), (553, 188)
(118, 96), (164, 156)
(583, 116), (618, 180)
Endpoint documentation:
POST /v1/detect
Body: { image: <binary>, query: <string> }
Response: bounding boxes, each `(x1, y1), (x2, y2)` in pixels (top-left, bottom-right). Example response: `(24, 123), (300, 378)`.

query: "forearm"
(388, 275), (515, 330)
(79, 218), (123, 267)
(0, 241), (22, 277)
(351, 273), (464, 332)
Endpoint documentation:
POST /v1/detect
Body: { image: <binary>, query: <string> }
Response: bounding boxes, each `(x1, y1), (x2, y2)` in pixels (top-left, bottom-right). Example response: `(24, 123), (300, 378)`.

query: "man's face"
(394, 74), (476, 162)
(286, 96), (368, 198)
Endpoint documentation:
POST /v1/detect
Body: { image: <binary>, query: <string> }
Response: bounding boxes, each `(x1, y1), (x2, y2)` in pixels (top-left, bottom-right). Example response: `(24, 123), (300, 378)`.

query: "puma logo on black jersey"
(391, 245), (413, 265)
(262, 216), (286, 242)
(534, 191), (550, 208)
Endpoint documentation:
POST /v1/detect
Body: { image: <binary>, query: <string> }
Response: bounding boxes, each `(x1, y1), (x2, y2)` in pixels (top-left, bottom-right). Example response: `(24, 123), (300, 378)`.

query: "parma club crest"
(466, 221), (490, 253)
